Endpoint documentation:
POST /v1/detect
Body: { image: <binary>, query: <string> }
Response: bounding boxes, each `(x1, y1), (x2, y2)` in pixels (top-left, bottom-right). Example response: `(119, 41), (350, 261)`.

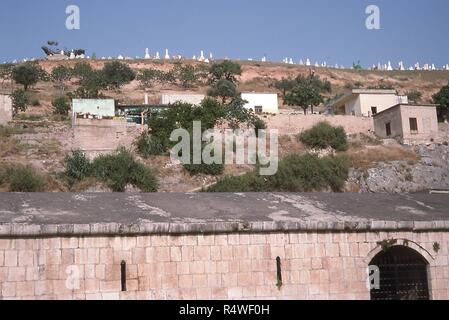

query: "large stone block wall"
(0, 230), (448, 300)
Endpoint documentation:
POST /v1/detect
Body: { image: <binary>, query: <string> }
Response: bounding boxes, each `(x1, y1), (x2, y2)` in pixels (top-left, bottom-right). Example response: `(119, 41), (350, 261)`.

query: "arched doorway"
(369, 246), (430, 300)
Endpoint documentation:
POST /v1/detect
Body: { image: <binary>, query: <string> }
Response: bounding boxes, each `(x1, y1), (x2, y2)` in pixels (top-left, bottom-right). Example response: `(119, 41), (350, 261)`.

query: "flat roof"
(373, 103), (438, 118)
(0, 193), (448, 237)
(332, 89), (398, 108)
(241, 92), (278, 95)
(352, 89), (397, 95)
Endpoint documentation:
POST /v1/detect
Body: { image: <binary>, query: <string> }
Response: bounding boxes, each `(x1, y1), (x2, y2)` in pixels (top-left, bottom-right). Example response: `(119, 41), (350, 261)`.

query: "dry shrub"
(346, 145), (420, 170)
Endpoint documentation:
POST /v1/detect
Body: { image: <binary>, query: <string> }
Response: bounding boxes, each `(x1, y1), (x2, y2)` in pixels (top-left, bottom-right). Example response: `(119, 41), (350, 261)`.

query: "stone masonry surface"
(0, 193), (448, 300)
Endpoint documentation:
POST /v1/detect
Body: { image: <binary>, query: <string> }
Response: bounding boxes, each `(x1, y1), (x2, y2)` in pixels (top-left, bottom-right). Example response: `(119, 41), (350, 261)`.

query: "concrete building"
(160, 93), (205, 106)
(72, 118), (143, 156)
(72, 99), (116, 118)
(241, 92), (279, 114)
(0, 94), (13, 125)
(373, 104), (439, 145)
(1, 192), (449, 300)
(333, 89), (408, 117)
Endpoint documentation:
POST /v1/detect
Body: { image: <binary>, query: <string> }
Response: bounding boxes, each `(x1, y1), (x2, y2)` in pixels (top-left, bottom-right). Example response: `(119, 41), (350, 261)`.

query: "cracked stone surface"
(0, 193), (448, 227)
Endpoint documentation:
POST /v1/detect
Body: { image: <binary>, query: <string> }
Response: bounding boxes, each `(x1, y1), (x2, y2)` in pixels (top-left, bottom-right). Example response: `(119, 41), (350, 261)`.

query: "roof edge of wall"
(1, 220), (449, 238)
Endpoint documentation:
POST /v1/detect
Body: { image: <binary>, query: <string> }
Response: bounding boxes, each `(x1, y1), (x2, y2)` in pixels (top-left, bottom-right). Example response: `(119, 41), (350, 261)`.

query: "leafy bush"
(299, 122), (348, 151)
(52, 96), (70, 115)
(206, 172), (267, 192)
(207, 154), (350, 192)
(6, 165), (46, 192)
(91, 148), (157, 192)
(10, 89), (29, 116)
(64, 150), (92, 186)
(31, 99), (41, 106)
(406, 90), (422, 103)
(134, 133), (167, 158)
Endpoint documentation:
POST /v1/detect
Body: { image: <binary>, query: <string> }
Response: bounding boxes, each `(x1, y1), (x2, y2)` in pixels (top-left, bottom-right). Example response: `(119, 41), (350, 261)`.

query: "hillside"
(1, 59), (449, 193)
(2, 59), (448, 114)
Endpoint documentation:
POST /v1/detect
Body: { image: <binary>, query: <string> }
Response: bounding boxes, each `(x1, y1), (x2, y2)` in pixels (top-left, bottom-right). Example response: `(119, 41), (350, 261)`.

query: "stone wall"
(1, 230), (448, 300)
(72, 118), (144, 157)
(266, 112), (374, 136)
(0, 94), (12, 125)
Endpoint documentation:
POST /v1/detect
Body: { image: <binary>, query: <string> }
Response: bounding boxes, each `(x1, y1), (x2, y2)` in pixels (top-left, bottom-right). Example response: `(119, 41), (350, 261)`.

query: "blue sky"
(1, 0), (448, 67)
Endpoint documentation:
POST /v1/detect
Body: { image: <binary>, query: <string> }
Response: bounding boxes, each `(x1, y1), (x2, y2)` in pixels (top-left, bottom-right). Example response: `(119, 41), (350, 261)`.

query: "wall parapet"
(2, 220), (449, 239)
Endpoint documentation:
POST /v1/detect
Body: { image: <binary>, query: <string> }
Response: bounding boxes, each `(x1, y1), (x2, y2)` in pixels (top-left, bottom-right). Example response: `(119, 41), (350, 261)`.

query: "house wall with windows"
(374, 104), (438, 145)
(241, 93), (279, 115)
(334, 90), (408, 117)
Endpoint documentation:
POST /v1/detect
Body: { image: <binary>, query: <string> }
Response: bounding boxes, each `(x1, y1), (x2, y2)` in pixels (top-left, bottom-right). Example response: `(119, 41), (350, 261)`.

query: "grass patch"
(346, 146), (420, 170)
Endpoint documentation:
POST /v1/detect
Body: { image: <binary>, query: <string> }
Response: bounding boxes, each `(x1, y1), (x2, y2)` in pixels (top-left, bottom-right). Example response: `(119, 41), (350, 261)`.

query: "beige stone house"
(373, 104), (439, 145)
(333, 89), (408, 117)
(0, 94), (12, 125)
(1, 193), (449, 301)
(241, 92), (279, 115)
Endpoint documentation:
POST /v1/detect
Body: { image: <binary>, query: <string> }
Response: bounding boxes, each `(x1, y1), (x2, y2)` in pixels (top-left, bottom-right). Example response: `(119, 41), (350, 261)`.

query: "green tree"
(10, 89), (29, 116)
(101, 61), (136, 90)
(273, 77), (295, 97)
(352, 61), (363, 70)
(283, 74), (331, 114)
(406, 90), (422, 103)
(207, 79), (237, 103)
(137, 68), (163, 90)
(73, 62), (94, 84)
(209, 60), (242, 84)
(52, 96), (70, 115)
(433, 82), (449, 122)
(299, 122), (348, 151)
(51, 65), (73, 92)
(12, 63), (41, 90)
(175, 64), (198, 88)
(73, 70), (107, 99)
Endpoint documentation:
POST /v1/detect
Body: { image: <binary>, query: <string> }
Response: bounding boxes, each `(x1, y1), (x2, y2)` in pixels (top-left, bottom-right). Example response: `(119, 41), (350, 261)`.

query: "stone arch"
(364, 239), (435, 267)
(368, 245), (431, 300)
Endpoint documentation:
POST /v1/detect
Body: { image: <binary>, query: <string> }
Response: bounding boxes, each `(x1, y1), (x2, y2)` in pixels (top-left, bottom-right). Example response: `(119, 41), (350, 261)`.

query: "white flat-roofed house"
(241, 92), (279, 114)
(333, 89), (408, 117)
(72, 99), (116, 118)
(160, 93), (205, 106)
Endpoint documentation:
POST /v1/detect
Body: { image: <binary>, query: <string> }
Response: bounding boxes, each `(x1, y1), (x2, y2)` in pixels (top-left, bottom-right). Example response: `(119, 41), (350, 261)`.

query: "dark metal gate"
(370, 246), (430, 300)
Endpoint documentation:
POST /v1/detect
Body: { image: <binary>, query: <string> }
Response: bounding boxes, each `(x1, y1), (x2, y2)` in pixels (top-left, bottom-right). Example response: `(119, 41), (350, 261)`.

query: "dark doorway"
(369, 246), (430, 300)
(385, 122), (392, 137)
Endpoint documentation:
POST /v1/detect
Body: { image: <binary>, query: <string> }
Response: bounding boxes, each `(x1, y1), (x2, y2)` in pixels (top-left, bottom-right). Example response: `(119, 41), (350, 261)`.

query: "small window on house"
(386, 122), (392, 137)
(254, 106), (263, 114)
(409, 118), (418, 134)
(371, 107), (378, 115)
